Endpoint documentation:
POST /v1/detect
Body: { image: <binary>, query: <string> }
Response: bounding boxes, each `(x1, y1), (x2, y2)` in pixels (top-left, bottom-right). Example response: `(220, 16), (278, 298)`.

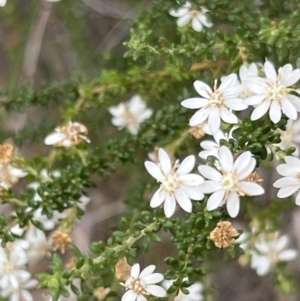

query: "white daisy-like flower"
(275, 119), (300, 156)
(25, 227), (51, 263)
(163, 278), (203, 301)
(251, 233), (297, 276)
(169, 1), (212, 32)
(181, 74), (246, 134)
(0, 164), (27, 190)
(109, 95), (152, 135)
(239, 63), (259, 99)
(198, 146), (265, 217)
(121, 263), (166, 301)
(44, 121), (90, 147)
(144, 148), (204, 218)
(244, 61), (300, 123)
(273, 156), (300, 204)
(0, 273), (38, 301)
(0, 241), (29, 291)
(199, 128), (236, 160)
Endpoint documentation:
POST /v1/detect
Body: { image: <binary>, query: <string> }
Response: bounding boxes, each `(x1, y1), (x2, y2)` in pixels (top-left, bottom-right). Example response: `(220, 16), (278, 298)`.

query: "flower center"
(124, 109), (138, 126)
(128, 278), (146, 295)
(267, 83), (287, 102)
(162, 174), (179, 192)
(4, 262), (14, 274)
(221, 173), (238, 191)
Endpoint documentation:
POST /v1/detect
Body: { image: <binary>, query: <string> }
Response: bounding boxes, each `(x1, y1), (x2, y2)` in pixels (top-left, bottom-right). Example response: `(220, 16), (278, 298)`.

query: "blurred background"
(1, 1), (300, 300)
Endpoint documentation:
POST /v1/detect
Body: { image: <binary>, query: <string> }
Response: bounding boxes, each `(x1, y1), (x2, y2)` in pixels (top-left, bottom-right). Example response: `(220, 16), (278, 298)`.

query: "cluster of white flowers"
(169, 1), (213, 32)
(109, 94), (153, 135)
(0, 241), (38, 301)
(237, 231), (297, 276)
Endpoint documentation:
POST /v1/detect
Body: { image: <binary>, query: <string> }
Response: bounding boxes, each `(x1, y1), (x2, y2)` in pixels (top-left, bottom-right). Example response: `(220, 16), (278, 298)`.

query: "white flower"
(251, 233), (297, 276)
(145, 148), (204, 218)
(109, 95), (152, 135)
(169, 1), (212, 32)
(198, 146), (265, 218)
(0, 241), (29, 291)
(239, 63), (259, 99)
(0, 273), (38, 301)
(199, 128), (236, 160)
(121, 263), (166, 301)
(44, 121), (90, 147)
(244, 61), (300, 123)
(275, 119), (300, 156)
(0, 164), (27, 190)
(181, 74), (246, 134)
(273, 156), (300, 205)
(163, 278), (203, 301)
(25, 227), (51, 263)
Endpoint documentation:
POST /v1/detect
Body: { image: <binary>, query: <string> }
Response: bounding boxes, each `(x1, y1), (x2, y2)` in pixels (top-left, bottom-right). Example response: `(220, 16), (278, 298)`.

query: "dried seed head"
(210, 221), (239, 248)
(66, 256), (76, 269)
(115, 257), (131, 280)
(189, 126), (206, 139)
(0, 143), (14, 164)
(94, 287), (111, 301)
(51, 231), (72, 254)
(58, 122), (89, 147)
(244, 171), (263, 185)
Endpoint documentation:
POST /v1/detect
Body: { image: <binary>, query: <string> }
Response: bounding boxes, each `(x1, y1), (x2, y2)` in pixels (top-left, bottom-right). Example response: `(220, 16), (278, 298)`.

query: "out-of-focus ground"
(0, 1), (300, 300)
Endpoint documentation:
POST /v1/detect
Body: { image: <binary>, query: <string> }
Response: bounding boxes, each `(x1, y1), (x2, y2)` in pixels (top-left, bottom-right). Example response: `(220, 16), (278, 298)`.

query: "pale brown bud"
(0, 143), (14, 164)
(51, 231), (72, 254)
(210, 221), (239, 248)
(94, 287), (111, 301)
(115, 257), (131, 280)
(66, 256), (76, 269)
(189, 126), (206, 139)
(244, 171), (263, 185)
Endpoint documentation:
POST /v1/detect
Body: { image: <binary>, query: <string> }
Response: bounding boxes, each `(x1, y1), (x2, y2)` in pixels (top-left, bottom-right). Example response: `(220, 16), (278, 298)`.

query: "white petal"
(164, 193), (176, 218)
(225, 99), (248, 111)
(273, 177), (300, 188)
(218, 146), (233, 173)
(192, 16), (203, 32)
(251, 99), (271, 120)
(269, 101), (282, 124)
(158, 148), (172, 174)
(189, 108), (210, 126)
(193, 81), (212, 99)
(244, 94), (265, 105)
(139, 265), (156, 278)
(219, 108), (238, 124)
(131, 264), (140, 278)
(44, 132), (66, 145)
(177, 14), (192, 27)
(286, 94), (300, 111)
(180, 185), (204, 200)
(177, 155), (195, 175)
(150, 189), (166, 208)
(169, 7), (189, 17)
(198, 180), (222, 193)
(278, 250), (298, 261)
(10, 167), (27, 178)
(296, 191), (300, 205)
(207, 190), (225, 211)
(198, 165), (222, 181)
(239, 182), (265, 196)
(144, 161), (164, 181)
(264, 61), (277, 81)
(277, 186), (300, 198)
(146, 285), (166, 297)
(178, 174), (204, 186)
(255, 257), (271, 276)
(226, 192), (240, 218)
(281, 97), (297, 120)
(244, 78), (267, 94)
(136, 295), (147, 301)
(275, 235), (289, 250)
(174, 190), (192, 213)
(181, 98), (208, 109)
(281, 69), (300, 86)
(223, 85), (244, 98)
(142, 273), (164, 284)
(0, 0), (7, 7)
(197, 13), (213, 28)
(219, 74), (237, 93)
(285, 156), (300, 170)
(122, 290), (137, 301)
(208, 107), (220, 134)
(233, 151), (252, 176)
